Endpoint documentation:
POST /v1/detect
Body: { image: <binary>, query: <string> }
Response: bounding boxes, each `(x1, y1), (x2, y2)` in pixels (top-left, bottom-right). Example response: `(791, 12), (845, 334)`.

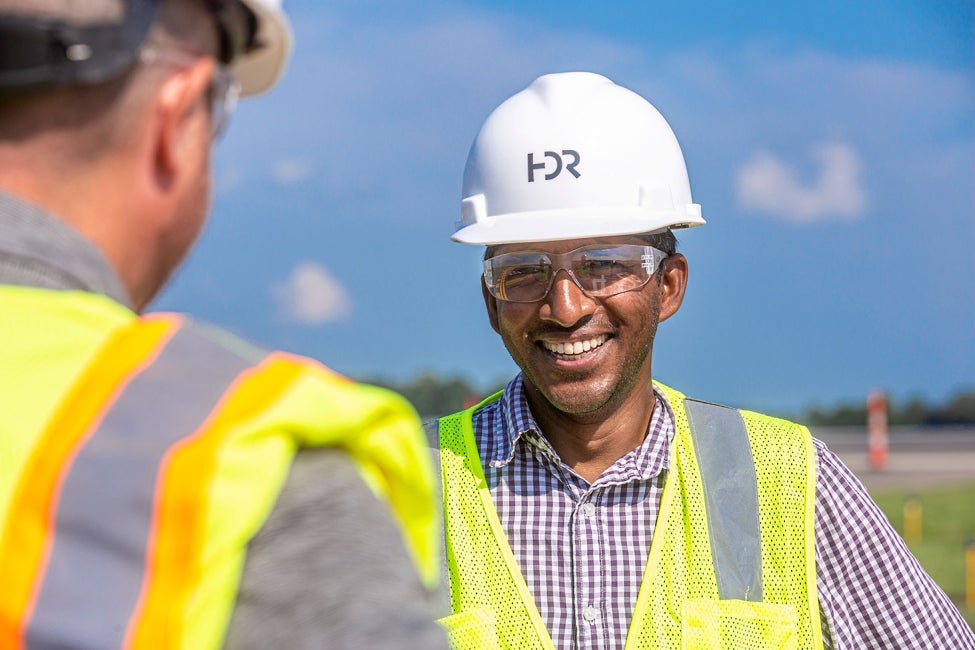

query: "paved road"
(811, 426), (975, 493)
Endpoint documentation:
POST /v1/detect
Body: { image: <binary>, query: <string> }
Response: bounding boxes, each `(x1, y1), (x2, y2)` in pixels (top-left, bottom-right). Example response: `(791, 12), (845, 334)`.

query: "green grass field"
(871, 483), (975, 630)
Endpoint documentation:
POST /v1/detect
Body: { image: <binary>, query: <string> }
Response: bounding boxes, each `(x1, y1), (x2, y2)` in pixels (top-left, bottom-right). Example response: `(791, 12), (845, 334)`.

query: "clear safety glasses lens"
(138, 47), (240, 140)
(483, 244), (668, 303)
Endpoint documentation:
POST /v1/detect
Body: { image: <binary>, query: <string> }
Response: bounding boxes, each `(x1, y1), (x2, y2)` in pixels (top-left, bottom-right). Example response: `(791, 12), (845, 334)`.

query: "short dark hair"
(640, 230), (678, 255)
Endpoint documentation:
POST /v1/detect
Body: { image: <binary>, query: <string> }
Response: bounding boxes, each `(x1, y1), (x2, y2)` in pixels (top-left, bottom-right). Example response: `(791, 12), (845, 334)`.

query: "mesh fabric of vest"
(627, 385), (821, 649)
(438, 398), (553, 649)
(439, 385), (822, 650)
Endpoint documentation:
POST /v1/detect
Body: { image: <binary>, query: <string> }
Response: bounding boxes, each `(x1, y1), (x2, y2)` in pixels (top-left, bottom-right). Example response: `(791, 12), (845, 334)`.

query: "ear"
(482, 276), (501, 334)
(151, 58), (216, 186)
(658, 253), (688, 323)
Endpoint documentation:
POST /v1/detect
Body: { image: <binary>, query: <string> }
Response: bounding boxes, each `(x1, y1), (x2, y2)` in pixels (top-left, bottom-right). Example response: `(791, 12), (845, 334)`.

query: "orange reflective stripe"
(127, 353), (306, 648)
(26, 321), (258, 647)
(0, 314), (180, 649)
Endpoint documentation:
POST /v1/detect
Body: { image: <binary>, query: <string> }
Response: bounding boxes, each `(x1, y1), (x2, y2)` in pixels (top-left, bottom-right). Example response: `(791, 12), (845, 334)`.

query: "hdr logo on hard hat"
(527, 150), (581, 182)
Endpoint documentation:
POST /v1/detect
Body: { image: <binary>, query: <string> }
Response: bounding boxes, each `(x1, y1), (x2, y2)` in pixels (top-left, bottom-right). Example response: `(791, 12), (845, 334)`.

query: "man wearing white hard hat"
(431, 72), (974, 649)
(0, 1), (447, 647)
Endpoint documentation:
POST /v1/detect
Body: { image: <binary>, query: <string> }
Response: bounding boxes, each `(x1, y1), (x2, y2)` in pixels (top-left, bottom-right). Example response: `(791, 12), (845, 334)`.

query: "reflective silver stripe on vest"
(27, 322), (261, 648)
(422, 417), (453, 617)
(684, 399), (762, 602)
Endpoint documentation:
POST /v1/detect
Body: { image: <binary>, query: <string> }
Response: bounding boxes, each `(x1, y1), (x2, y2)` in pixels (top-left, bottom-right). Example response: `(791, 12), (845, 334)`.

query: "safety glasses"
(138, 46), (240, 140)
(484, 244), (668, 303)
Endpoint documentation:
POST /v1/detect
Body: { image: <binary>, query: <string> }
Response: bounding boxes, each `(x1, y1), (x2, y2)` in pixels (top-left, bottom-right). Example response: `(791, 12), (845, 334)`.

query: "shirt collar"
(0, 190), (131, 308)
(486, 372), (675, 480)
(487, 374), (536, 468)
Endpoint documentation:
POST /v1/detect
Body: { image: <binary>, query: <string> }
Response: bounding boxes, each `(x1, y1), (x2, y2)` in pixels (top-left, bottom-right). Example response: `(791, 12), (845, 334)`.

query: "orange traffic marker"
(867, 390), (889, 472)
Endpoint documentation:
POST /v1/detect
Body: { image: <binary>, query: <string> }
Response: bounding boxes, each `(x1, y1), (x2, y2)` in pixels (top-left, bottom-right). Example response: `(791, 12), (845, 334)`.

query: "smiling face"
(483, 235), (688, 424)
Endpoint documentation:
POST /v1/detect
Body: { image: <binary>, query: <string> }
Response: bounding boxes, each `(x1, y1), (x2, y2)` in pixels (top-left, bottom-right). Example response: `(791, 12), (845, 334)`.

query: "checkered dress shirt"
(470, 374), (975, 650)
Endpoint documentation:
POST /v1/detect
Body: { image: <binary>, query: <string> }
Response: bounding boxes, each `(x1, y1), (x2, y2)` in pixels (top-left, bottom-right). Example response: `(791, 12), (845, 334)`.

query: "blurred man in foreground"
(0, 1), (446, 647)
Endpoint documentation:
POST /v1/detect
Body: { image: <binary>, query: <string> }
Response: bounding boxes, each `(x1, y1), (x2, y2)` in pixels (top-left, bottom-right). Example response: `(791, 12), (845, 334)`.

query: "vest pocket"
(681, 598), (798, 650)
(437, 607), (499, 650)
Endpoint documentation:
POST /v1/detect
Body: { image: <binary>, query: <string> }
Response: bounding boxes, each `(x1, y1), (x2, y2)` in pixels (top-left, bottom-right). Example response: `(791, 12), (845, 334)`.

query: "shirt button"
(582, 502), (597, 518)
(583, 606), (599, 622)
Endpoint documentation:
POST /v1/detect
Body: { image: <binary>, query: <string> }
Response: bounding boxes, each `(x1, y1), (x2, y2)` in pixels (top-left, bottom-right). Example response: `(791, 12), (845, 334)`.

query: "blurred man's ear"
(150, 59), (215, 182)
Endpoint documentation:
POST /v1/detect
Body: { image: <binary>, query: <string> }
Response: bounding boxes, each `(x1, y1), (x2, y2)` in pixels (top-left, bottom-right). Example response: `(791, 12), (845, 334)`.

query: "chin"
(537, 379), (617, 416)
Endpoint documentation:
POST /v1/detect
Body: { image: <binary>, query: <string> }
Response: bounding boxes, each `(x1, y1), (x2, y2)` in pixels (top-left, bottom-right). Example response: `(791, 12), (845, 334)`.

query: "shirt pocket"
(437, 606), (499, 650)
(681, 598), (799, 650)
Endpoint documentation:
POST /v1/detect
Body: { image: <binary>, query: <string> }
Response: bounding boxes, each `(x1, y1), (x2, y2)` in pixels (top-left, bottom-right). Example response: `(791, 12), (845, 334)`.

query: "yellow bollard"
(902, 494), (922, 546)
(967, 540), (975, 612)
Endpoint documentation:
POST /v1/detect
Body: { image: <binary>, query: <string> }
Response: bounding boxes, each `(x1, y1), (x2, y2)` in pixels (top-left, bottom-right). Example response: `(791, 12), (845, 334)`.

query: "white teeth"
(542, 335), (607, 357)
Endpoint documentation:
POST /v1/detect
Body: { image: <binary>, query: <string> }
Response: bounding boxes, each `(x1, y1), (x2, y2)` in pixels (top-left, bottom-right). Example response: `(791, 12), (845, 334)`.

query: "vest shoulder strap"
(683, 399), (762, 602)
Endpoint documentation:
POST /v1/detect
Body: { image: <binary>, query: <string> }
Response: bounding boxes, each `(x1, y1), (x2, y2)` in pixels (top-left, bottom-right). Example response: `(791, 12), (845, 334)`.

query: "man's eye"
(579, 259), (624, 277)
(504, 265), (549, 283)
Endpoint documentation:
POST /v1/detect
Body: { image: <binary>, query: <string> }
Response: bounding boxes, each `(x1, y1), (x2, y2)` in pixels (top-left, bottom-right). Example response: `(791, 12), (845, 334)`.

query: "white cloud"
(735, 142), (868, 223)
(272, 159), (315, 186)
(272, 262), (352, 325)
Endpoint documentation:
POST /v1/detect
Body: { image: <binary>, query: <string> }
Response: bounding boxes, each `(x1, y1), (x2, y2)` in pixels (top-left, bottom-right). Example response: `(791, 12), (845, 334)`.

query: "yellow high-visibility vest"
(0, 286), (438, 649)
(435, 383), (823, 650)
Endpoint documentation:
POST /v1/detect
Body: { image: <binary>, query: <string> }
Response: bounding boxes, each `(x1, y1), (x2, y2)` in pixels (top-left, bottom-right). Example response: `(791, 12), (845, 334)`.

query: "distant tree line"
(805, 391), (975, 427)
(363, 373), (975, 427)
(362, 373), (499, 419)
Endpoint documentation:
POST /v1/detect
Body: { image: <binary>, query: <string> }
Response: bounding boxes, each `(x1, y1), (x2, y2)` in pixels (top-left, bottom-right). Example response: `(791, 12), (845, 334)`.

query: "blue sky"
(155, 0), (974, 415)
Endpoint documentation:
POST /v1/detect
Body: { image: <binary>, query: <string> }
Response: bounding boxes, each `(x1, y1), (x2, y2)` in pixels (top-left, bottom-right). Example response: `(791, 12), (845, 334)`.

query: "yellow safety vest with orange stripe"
(435, 385), (823, 650)
(0, 286), (438, 649)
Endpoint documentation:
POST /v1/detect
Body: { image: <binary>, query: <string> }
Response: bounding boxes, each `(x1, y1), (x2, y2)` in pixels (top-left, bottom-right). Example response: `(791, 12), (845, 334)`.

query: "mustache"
(530, 318), (613, 338)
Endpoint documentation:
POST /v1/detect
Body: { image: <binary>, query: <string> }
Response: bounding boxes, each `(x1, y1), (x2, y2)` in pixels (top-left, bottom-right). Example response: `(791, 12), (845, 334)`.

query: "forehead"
(492, 235), (648, 256)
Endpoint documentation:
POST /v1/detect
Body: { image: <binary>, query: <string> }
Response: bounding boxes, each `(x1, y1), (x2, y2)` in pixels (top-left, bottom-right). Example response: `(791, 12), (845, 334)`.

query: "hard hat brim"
(451, 206), (705, 246)
(233, 0), (293, 97)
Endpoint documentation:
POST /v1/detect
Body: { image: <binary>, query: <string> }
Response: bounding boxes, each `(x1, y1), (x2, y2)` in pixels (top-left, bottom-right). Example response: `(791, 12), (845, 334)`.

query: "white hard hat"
(454, 72), (704, 245)
(233, 0), (293, 97)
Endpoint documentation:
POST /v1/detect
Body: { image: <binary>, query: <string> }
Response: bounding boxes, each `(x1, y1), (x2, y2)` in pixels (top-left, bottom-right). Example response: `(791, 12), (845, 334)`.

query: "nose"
(539, 269), (596, 327)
